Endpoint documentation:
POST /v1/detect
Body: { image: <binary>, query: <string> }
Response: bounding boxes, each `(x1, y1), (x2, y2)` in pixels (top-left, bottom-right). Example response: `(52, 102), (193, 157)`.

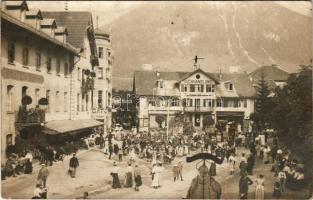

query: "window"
(171, 99), (178, 107)
(98, 68), (103, 79)
(212, 85), (215, 92)
(22, 48), (29, 66)
(35, 89), (40, 105)
(64, 63), (69, 77)
(8, 43), (15, 64)
(200, 84), (204, 92)
(56, 59), (61, 75)
(6, 85), (14, 112)
(47, 56), (52, 73)
(98, 90), (103, 108)
(98, 47), (103, 58)
(64, 92), (68, 112)
(206, 84), (211, 92)
(188, 99), (193, 107)
(55, 91), (60, 112)
(216, 99), (222, 107)
(36, 52), (41, 70)
(46, 90), (50, 113)
(184, 85), (188, 92)
(77, 93), (80, 111)
(203, 99), (207, 107)
(229, 83), (233, 91)
(6, 134), (13, 146)
(190, 84), (195, 92)
(22, 86), (28, 98)
(81, 95), (84, 111)
(244, 99), (247, 108)
(234, 100), (240, 108)
(180, 84), (184, 92)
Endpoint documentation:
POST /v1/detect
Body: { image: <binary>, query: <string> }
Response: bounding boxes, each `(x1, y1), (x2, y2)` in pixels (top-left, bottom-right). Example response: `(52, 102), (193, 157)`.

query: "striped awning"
(43, 119), (103, 135)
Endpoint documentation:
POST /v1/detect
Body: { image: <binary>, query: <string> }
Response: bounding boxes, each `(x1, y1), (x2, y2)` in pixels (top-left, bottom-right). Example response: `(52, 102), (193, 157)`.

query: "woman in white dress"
(151, 162), (164, 188)
(255, 174), (265, 199)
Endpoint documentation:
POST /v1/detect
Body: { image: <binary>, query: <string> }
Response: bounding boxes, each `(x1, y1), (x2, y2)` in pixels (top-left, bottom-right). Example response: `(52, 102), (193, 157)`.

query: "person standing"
(110, 162), (121, 189)
(278, 170), (287, 193)
(25, 151), (33, 174)
(239, 173), (253, 199)
(37, 164), (49, 187)
(118, 148), (123, 162)
(109, 144), (113, 160)
(177, 161), (184, 181)
(229, 153), (236, 175)
(247, 154), (255, 175)
(69, 153), (79, 178)
(134, 164), (142, 191)
(255, 174), (265, 199)
(172, 163), (179, 182)
(124, 163), (133, 188)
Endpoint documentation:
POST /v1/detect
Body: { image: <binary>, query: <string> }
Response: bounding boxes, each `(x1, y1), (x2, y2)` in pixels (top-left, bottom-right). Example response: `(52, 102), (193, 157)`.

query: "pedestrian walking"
(255, 174), (265, 199)
(110, 162), (121, 189)
(134, 164), (142, 191)
(151, 162), (164, 189)
(109, 144), (113, 160)
(118, 148), (123, 162)
(172, 163), (179, 182)
(229, 153), (236, 175)
(239, 173), (253, 199)
(124, 162), (133, 188)
(69, 153), (79, 178)
(25, 151), (33, 174)
(177, 161), (184, 181)
(37, 164), (49, 187)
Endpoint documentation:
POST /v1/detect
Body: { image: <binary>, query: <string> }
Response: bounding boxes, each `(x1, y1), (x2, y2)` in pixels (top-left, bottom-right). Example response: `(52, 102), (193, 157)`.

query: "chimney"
(54, 27), (68, 43)
(25, 9), (43, 30)
(40, 18), (57, 37)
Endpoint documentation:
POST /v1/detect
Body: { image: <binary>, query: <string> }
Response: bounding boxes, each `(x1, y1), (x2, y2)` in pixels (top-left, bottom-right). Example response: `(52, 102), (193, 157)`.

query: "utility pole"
(166, 98), (170, 140)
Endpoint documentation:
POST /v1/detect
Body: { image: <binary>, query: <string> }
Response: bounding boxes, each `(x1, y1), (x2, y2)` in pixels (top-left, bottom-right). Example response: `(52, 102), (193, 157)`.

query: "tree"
(270, 65), (312, 185)
(251, 72), (273, 132)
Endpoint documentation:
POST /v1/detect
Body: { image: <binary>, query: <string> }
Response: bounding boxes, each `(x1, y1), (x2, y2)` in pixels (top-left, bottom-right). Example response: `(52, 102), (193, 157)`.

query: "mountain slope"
(103, 2), (312, 90)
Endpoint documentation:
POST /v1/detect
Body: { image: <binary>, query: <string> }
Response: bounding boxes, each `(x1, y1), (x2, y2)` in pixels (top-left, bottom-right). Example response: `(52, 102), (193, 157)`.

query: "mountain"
(102, 2), (312, 90)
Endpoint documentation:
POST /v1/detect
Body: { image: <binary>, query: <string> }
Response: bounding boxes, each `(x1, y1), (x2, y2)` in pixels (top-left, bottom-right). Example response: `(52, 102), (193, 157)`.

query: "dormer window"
(229, 83), (233, 91)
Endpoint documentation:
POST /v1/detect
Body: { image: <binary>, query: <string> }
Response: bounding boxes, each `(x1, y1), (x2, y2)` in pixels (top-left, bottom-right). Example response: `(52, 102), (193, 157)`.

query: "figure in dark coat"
(247, 154), (255, 175)
(239, 173), (253, 199)
(209, 162), (217, 176)
(69, 154), (79, 178)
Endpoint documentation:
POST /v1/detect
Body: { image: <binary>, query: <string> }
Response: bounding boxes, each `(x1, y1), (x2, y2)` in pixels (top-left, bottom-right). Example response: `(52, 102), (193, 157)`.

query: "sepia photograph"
(1, 0), (312, 199)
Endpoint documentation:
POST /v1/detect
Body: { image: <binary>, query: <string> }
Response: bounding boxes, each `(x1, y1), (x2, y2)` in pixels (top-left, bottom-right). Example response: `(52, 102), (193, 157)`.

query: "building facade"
(134, 67), (256, 132)
(1, 1), (107, 162)
(92, 28), (113, 131)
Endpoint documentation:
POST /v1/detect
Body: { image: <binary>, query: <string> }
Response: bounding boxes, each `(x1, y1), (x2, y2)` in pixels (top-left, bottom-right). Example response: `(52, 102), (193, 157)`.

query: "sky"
(28, 1), (312, 28)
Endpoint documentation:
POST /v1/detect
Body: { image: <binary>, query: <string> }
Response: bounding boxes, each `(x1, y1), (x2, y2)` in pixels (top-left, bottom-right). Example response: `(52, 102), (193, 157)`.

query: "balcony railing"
(15, 107), (46, 127)
(183, 106), (213, 112)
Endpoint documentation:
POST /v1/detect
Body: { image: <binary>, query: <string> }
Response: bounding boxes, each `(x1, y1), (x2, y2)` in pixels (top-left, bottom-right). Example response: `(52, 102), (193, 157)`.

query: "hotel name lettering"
(183, 79), (213, 84)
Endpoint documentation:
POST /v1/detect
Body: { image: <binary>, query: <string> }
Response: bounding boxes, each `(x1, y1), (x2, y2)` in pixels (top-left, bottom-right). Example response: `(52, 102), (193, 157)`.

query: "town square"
(1, 1), (312, 199)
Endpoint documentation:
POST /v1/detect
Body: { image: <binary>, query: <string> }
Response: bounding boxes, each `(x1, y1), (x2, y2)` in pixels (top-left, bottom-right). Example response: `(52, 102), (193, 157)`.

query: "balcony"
(183, 106), (213, 113)
(148, 105), (182, 112)
(15, 107), (46, 129)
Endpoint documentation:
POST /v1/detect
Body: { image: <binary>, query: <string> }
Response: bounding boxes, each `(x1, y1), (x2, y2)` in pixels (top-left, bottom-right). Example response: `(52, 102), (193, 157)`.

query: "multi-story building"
(91, 28), (113, 131)
(1, 1), (105, 162)
(134, 67), (256, 132)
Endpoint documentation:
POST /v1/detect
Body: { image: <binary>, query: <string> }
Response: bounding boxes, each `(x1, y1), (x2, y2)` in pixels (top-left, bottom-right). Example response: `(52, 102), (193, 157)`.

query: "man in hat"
(37, 164), (49, 187)
(69, 153), (79, 178)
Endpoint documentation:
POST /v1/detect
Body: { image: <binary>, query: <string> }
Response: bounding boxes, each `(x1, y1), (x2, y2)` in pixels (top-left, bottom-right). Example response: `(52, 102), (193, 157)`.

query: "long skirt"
(24, 161), (32, 174)
(111, 173), (121, 188)
(125, 172), (133, 187)
(255, 185), (265, 199)
(135, 175), (142, 187)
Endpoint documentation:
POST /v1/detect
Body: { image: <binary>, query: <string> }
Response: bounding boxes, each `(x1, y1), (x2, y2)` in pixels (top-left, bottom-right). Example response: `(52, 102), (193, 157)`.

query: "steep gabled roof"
(178, 68), (219, 83)
(55, 26), (68, 35)
(26, 9), (42, 19)
(5, 1), (29, 10)
(41, 11), (93, 49)
(40, 18), (57, 28)
(134, 70), (257, 98)
(249, 65), (290, 90)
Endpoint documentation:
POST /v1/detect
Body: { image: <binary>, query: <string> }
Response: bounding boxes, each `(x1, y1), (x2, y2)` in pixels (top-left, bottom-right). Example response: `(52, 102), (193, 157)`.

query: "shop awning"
(43, 119), (103, 135)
